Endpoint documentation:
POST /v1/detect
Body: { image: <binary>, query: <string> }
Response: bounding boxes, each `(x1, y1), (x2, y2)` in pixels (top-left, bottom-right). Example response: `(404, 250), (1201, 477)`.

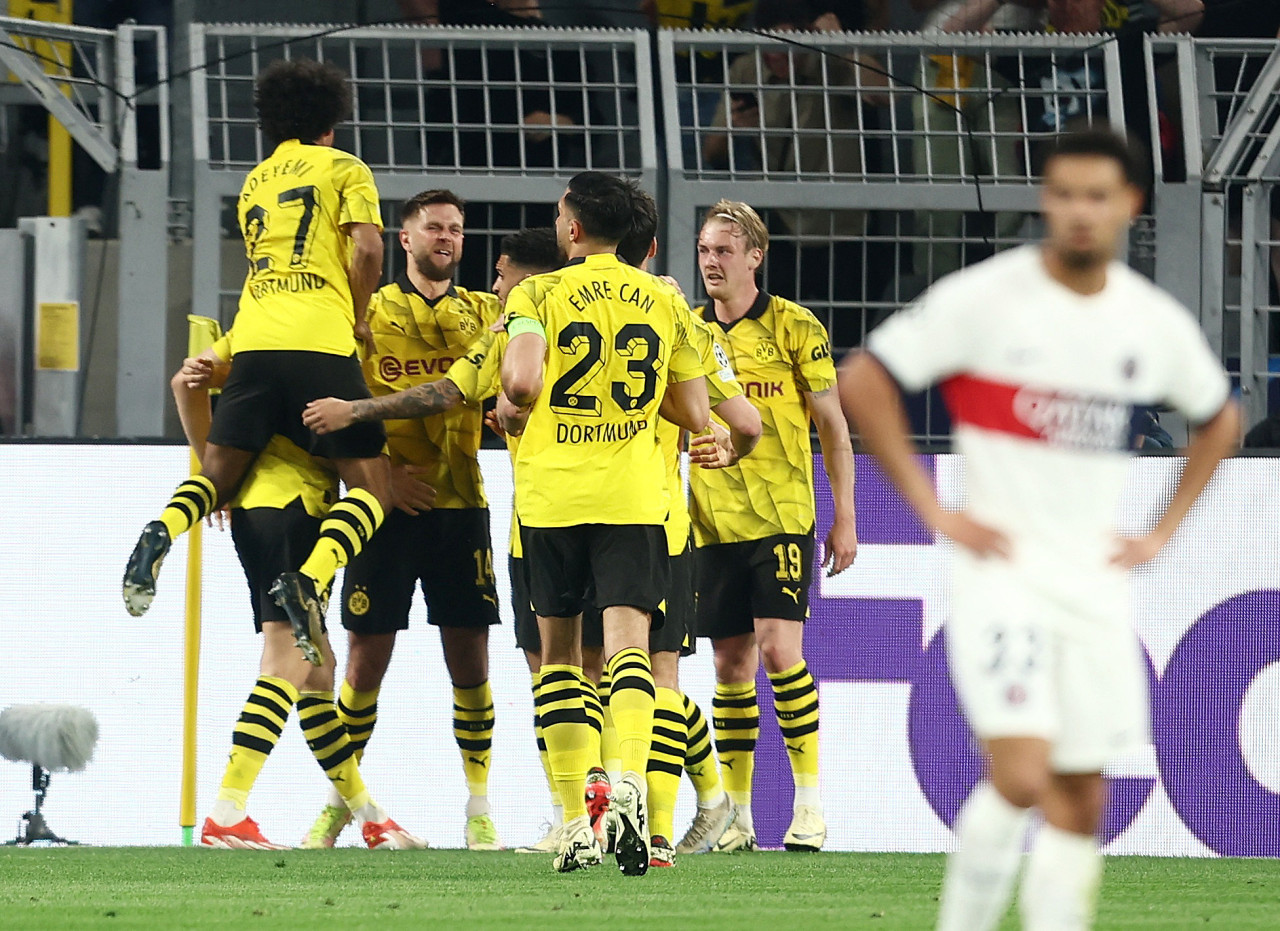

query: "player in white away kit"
(840, 130), (1240, 930)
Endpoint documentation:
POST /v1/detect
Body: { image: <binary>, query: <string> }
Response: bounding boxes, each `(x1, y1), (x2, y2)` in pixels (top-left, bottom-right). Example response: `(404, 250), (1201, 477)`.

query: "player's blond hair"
(702, 200), (769, 255)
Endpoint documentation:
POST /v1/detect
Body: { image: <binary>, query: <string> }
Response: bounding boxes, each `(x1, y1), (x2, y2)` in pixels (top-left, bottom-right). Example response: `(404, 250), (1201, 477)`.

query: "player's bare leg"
(938, 737), (1047, 931)
(441, 626), (501, 850)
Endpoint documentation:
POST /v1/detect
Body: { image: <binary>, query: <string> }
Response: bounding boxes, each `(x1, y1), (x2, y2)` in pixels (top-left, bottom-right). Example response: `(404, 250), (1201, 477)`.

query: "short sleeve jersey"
(444, 328), (526, 555)
(661, 307), (746, 555)
(363, 278), (502, 509)
(506, 252), (703, 528)
(689, 291), (836, 546)
(231, 139), (383, 356)
(868, 245), (1230, 588)
(208, 330), (338, 516)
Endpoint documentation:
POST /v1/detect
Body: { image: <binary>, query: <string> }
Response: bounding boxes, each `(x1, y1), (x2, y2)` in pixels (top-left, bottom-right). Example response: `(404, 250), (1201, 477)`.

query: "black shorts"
(512, 554), (606, 654)
(651, 546), (695, 656)
(208, 350), (386, 461)
(696, 531), (815, 639)
(342, 507), (500, 635)
(230, 502), (324, 633)
(520, 524), (667, 629)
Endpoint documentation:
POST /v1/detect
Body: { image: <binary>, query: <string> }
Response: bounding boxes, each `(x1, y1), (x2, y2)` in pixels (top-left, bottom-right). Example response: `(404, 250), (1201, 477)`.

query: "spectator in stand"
(703, 0), (889, 308)
(642, 0), (758, 169)
(910, 0), (1043, 280)
(399, 0), (587, 169)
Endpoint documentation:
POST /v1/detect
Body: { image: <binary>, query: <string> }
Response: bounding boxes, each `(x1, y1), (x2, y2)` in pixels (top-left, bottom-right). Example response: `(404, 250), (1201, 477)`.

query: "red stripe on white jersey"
(940, 373), (1132, 451)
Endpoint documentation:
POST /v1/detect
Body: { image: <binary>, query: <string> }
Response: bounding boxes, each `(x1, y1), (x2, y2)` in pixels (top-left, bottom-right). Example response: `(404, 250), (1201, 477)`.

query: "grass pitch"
(0, 848), (1275, 929)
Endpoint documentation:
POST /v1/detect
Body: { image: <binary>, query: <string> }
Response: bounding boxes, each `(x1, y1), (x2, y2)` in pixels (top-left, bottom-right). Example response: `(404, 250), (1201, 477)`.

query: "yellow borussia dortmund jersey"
(211, 330), (339, 517)
(229, 434), (339, 517)
(656, 0), (753, 31)
(445, 328), (525, 556)
(689, 291), (835, 545)
(231, 139), (383, 356)
(661, 308), (746, 555)
(506, 252), (703, 528)
(364, 278), (501, 509)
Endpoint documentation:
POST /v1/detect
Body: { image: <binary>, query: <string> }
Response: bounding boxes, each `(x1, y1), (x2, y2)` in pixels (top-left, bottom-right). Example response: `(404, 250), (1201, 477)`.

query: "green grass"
(0, 848), (1275, 929)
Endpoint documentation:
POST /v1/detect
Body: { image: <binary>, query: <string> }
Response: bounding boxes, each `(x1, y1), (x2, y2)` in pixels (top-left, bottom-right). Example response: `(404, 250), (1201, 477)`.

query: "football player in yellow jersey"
(170, 337), (423, 851)
(293, 190), (508, 850)
(305, 228), (574, 853)
(689, 201), (858, 853)
(616, 187), (763, 868)
(502, 172), (710, 875)
(124, 59), (391, 671)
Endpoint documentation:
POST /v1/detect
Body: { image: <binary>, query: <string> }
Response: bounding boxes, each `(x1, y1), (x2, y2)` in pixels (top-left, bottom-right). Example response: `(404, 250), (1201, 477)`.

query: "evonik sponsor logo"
(378, 355), (457, 382)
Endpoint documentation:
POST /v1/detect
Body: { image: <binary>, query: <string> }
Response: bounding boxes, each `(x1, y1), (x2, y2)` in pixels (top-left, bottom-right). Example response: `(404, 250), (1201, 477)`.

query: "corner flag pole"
(181, 315), (223, 846)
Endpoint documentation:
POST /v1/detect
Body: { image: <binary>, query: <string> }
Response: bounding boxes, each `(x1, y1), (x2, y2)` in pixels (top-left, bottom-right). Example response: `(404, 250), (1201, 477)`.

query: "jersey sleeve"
(446, 331), (504, 405)
(331, 155), (383, 230)
(786, 308), (837, 394)
(689, 314), (743, 405)
(866, 277), (975, 392)
(1157, 298), (1231, 424)
(505, 278), (546, 334)
(667, 298), (705, 384)
(209, 332), (233, 362)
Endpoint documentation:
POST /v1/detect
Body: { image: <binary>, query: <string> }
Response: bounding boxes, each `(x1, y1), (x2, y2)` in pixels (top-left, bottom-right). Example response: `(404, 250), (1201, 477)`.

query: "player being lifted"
(501, 172), (710, 874)
(614, 188), (763, 866)
(296, 190), (506, 850)
(123, 59), (390, 669)
(172, 336), (421, 850)
(303, 226), (566, 849)
(842, 129), (1238, 930)
(688, 201), (858, 853)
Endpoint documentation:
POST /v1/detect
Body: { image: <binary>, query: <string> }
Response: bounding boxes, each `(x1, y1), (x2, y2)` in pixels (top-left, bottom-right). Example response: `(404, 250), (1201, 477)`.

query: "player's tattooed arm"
(302, 380), (464, 435)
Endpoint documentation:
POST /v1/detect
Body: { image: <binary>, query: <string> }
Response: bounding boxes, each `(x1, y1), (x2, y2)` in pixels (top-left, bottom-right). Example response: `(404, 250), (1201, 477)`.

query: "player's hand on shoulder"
(935, 510), (1012, 560)
(1109, 531), (1167, 569)
(823, 516), (858, 577)
(389, 464), (437, 516)
(657, 274), (686, 300)
(690, 422), (737, 469)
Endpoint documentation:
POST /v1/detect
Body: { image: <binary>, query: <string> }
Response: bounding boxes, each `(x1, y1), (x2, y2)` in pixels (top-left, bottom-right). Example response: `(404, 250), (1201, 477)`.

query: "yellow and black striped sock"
(216, 676), (298, 809)
(297, 690), (371, 812)
(158, 474), (217, 540)
(598, 669), (621, 777)
(336, 680), (379, 762)
(299, 487), (384, 591)
(578, 671), (604, 769)
(531, 675), (560, 813)
(453, 681), (495, 802)
(770, 660), (820, 794)
(605, 647), (656, 778)
(683, 693), (724, 805)
(713, 681), (758, 809)
(537, 665), (593, 821)
(647, 687), (686, 840)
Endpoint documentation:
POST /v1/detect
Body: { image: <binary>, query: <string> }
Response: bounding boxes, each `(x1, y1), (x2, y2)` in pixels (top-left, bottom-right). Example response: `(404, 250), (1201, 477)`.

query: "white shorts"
(946, 555), (1150, 773)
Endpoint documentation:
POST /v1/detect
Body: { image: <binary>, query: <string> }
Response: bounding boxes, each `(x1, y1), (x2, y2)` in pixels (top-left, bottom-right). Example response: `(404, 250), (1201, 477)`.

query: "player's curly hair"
(254, 58), (352, 146)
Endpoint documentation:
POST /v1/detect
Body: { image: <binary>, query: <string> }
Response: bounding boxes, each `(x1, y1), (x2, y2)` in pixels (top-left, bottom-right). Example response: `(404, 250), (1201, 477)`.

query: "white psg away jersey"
(868, 245), (1230, 605)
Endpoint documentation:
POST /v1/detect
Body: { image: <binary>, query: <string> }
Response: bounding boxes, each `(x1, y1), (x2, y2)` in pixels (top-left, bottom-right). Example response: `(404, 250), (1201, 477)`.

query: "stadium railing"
(0, 14), (168, 437)
(1147, 36), (1280, 432)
